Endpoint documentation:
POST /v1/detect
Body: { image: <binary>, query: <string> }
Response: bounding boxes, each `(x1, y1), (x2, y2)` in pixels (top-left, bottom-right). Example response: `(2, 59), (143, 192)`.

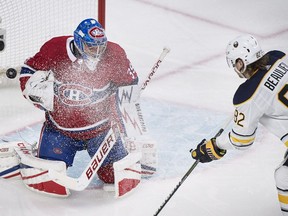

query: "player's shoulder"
(269, 50), (286, 59)
(106, 41), (126, 56)
(41, 36), (72, 49)
(233, 50), (286, 105)
(38, 36), (73, 59)
(233, 71), (266, 105)
(44, 35), (71, 43)
(107, 41), (122, 49)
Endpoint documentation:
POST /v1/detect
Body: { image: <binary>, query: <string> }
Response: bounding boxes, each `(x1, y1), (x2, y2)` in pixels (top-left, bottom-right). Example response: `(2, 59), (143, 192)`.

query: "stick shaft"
(153, 159), (199, 216)
(153, 128), (224, 216)
(141, 47), (170, 92)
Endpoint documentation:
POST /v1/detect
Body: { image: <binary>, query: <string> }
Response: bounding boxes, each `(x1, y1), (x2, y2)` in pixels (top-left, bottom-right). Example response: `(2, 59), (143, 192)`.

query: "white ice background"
(0, 0), (288, 215)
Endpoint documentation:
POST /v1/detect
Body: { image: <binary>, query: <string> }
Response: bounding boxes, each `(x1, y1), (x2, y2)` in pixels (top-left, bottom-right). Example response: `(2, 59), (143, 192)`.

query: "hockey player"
(191, 34), (288, 215)
(14, 18), (141, 197)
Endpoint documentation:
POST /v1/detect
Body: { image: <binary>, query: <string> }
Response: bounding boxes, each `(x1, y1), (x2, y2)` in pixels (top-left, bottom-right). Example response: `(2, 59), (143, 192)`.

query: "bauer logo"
(88, 27), (105, 38)
(85, 133), (115, 180)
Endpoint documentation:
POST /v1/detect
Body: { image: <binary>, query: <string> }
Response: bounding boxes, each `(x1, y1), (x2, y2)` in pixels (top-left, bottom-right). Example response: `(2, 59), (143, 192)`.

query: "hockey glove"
(191, 138), (226, 163)
(23, 70), (54, 111)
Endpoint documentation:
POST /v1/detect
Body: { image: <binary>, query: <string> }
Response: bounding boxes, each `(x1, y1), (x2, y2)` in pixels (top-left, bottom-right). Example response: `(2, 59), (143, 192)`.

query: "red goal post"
(0, 0), (105, 85)
(98, 0), (106, 29)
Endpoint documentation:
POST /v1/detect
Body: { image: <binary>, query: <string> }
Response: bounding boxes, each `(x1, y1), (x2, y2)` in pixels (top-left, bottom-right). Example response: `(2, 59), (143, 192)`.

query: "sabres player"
(16, 18), (140, 196)
(191, 34), (288, 215)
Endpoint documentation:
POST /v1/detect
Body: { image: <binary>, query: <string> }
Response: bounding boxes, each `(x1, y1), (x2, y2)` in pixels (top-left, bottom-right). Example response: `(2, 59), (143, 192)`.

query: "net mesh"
(0, 0), (98, 71)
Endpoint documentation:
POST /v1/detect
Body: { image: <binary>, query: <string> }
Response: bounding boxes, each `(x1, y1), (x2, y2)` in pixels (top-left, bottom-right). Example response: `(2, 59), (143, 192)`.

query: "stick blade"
(163, 47), (171, 53)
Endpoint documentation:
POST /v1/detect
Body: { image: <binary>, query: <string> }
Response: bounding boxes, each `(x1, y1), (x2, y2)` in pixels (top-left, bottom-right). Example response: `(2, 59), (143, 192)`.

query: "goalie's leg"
(86, 128), (128, 184)
(38, 124), (82, 165)
(86, 128), (142, 197)
(125, 137), (157, 178)
(16, 143), (70, 197)
(0, 140), (70, 197)
(27, 123), (87, 196)
(0, 142), (21, 179)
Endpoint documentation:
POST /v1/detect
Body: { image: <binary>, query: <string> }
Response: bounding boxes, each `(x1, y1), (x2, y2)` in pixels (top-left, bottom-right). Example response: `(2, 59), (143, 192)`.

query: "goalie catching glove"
(191, 138), (227, 163)
(23, 70), (54, 111)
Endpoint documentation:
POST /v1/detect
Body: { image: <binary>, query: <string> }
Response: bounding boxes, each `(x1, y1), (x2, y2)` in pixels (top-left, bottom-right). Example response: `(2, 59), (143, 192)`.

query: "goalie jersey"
(218, 51), (288, 150)
(20, 36), (138, 140)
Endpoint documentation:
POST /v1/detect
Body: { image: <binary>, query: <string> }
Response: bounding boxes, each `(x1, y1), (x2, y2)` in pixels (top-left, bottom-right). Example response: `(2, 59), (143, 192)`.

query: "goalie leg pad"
(125, 138), (158, 178)
(0, 142), (21, 179)
(113, 152), (142, 198)
(21, 166), (69, 197)
(15, 142), (70, 197)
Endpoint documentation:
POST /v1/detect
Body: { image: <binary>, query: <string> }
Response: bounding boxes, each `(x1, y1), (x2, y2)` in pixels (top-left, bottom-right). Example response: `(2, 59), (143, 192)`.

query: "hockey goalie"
(0, 18), (157, 197)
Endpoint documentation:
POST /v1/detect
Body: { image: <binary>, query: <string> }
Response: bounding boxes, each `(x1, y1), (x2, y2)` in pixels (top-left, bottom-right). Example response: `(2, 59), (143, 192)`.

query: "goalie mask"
(226, 34), (264, 78)
(74, 18), (107, 70)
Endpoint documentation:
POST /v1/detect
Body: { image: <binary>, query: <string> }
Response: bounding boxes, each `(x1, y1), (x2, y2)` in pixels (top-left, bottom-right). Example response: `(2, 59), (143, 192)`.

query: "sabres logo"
(88, 27), (105, 38)
(58, 84), (92, 106)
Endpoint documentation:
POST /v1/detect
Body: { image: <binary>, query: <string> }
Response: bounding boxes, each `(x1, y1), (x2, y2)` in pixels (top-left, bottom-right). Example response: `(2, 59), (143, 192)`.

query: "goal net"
(0, 0), (102, 86)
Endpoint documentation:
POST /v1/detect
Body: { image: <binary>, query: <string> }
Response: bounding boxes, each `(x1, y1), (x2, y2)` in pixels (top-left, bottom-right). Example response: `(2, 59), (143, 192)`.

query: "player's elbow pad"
(229, 132), (255, 150)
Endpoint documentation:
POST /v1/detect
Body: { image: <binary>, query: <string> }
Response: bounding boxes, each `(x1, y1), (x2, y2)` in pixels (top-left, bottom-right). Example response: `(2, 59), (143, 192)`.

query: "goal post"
(98, 0), (106, 29)
(0, 0), (105, 84)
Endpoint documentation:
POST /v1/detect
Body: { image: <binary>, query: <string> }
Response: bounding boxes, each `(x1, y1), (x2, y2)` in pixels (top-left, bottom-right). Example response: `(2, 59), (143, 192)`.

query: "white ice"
(0, 0), (288, 215)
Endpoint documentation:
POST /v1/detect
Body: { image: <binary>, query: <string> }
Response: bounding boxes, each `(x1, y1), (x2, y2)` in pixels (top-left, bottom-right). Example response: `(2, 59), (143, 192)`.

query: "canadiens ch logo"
(88, 27), (105, 38)
(58, 84), (92, 106)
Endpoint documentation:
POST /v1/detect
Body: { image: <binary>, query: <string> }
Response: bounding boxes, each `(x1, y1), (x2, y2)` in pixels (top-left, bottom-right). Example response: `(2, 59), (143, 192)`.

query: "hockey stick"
(118, 46), (170, 103)
(153, 128), (224, 216)
(48, 127), (117, 191)
(140, 47), (170, 92)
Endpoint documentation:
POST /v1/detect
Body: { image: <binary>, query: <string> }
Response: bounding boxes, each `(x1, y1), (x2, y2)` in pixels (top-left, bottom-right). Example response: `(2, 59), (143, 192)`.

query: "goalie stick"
(141, 47), (170, 92)
(48, 127), (117, 191)
(48, 47), (170, 191)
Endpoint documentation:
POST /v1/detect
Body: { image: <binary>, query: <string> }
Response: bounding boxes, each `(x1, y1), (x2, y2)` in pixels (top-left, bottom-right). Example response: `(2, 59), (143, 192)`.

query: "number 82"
(234, 109), (245, 127)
